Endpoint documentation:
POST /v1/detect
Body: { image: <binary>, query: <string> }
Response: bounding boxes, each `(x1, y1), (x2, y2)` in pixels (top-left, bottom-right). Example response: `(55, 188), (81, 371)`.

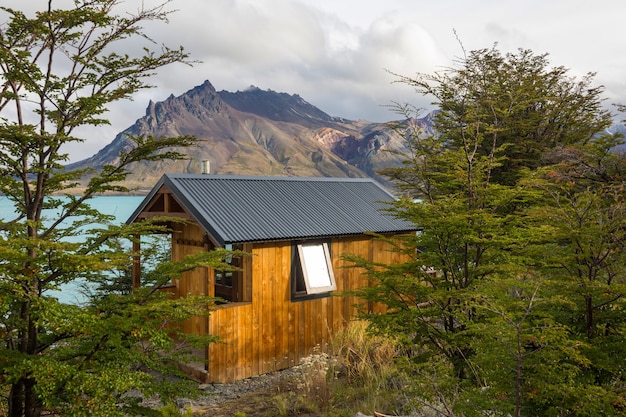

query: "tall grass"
(330, 320), (402, 386)
(326, 321), (409, 416)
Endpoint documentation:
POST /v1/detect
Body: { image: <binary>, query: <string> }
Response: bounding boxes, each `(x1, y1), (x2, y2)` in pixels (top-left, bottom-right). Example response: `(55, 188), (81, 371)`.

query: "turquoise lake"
(0, 195), (147, 303)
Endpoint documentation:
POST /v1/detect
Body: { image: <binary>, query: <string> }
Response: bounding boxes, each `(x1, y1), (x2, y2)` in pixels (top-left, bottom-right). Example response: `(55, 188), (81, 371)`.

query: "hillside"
(68, 80), (435, 192)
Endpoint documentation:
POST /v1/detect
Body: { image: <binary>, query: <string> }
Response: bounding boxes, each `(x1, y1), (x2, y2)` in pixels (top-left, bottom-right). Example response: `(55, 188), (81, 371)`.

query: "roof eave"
(220, 228), (419, 246)
(126, 174), (228, 247)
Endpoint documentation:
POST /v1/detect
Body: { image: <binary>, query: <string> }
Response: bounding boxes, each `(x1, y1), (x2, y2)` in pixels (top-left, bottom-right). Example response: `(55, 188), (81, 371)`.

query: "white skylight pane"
(298, 242), (336, 294)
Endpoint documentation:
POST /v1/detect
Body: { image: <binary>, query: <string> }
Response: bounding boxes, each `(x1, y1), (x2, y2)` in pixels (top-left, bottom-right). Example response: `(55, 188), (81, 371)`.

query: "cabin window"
(291, 241), (336, 300)
(215, 244), (247, 303)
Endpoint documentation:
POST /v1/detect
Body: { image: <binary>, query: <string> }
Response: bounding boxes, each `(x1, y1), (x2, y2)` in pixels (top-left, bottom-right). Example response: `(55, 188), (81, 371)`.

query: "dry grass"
(324, 321), (409, 417)
(330, 321), (402, 386)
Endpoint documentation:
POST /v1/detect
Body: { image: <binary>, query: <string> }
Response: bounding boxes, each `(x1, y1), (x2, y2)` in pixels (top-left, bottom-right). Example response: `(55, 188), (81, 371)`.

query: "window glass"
(295, 242), (336, 295)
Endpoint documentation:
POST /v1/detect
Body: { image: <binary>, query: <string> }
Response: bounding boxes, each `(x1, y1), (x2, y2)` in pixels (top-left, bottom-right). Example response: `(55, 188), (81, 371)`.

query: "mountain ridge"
(68, 80), (435, 192)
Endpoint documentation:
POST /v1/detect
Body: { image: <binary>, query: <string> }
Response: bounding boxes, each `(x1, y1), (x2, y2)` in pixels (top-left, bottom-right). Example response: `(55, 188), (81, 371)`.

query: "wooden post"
(132, 234), (141, 289)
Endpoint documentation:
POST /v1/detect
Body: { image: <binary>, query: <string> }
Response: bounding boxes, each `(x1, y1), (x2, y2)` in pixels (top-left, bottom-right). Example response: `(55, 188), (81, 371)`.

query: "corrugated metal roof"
(127, 174), (417, 246)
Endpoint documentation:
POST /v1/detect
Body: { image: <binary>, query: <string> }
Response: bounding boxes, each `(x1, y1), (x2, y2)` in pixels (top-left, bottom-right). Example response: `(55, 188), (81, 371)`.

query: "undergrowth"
(327, 321), (410, 416)
(268, 320), (410, 417)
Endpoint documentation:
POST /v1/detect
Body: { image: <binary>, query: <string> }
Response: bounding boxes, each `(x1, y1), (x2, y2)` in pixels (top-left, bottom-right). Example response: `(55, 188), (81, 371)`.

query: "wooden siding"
(164, 222), (408, 383)
(171, 221), (209, 337)
(202, 234), (407, 383)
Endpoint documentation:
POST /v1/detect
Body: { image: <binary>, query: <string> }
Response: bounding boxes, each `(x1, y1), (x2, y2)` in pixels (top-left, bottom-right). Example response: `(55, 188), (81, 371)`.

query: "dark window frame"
(214, 243), (245, 303)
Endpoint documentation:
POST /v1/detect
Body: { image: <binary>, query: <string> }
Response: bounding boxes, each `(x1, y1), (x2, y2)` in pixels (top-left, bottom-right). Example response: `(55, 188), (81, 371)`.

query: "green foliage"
(159, 403), (193, 417)
(354, 47), (626, 416)
(388, 47), (613, 187)
(0, 2), (222, 416)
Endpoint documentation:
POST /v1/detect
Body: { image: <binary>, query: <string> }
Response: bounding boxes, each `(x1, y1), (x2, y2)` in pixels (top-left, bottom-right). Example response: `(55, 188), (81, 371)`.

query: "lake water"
(0, 195), (147, 303)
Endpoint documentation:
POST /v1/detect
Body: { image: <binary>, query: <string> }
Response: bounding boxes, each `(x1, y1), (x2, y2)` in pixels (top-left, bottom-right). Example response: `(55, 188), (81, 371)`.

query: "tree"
(0, 2), (224, 416)
(519, 136), (626, 414)
(390, 47), (611, 186)
(352, 47), (625, 415)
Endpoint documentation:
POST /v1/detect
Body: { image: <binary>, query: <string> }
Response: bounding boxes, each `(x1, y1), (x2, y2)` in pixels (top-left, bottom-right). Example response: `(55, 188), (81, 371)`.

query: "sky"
(4, 0), (626, 162)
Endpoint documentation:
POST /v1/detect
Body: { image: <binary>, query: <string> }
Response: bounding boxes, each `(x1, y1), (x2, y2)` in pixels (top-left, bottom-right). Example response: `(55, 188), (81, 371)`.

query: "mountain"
(68, 80), (434, 192)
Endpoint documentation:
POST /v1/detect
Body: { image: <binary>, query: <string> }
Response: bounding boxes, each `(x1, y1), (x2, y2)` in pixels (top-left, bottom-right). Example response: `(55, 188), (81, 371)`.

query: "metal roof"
(127, 174), (417, 246)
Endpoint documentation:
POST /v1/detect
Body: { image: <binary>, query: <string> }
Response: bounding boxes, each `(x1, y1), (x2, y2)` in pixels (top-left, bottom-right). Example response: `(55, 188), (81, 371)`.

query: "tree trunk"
(9, 382), (24, 417)
(515, 325), (522, 417)
(24, 377), (40, 417)
(585, 295), (594, 338)
(9, 290), (42, 416)
(8, 378), (40, 417)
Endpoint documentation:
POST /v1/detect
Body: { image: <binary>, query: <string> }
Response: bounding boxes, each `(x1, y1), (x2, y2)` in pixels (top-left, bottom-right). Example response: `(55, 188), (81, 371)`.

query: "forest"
(1, 1), (625, 416)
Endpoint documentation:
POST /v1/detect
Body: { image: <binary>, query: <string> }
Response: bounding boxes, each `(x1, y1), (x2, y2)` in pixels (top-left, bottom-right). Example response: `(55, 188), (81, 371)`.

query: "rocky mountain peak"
(218, 86), (335, 128)
(67, 80), (434, 192)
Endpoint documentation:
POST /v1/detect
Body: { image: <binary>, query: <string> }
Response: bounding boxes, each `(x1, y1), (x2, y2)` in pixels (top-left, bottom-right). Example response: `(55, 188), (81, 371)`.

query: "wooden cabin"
(126, 174), (417, 383)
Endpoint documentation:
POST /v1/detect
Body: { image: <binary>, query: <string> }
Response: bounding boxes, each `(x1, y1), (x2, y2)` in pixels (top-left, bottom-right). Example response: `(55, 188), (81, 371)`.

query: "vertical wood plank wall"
(199, 234), (408, 383)
(170, 222), (208, 337)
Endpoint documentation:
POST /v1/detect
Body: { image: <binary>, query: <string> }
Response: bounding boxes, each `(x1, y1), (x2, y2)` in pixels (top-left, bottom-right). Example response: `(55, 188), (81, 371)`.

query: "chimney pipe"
(201, 160), (211, 174)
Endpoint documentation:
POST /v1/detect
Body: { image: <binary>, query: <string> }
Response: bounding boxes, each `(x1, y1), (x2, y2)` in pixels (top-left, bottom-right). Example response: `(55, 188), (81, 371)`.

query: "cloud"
(3, 0), (626, 162)
(152, 1), (445, 121)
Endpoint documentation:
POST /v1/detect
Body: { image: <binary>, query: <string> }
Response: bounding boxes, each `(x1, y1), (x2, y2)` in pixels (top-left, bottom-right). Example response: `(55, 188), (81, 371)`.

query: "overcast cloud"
(3, 0), (626, 161)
